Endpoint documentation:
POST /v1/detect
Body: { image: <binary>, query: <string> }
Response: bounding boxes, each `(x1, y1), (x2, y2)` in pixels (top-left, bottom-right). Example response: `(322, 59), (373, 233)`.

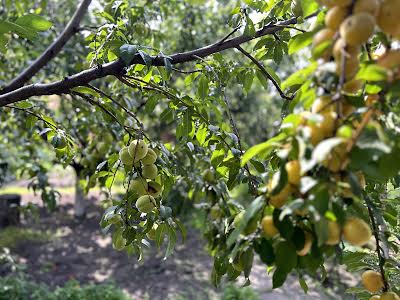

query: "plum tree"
(0, 0), (399, 298)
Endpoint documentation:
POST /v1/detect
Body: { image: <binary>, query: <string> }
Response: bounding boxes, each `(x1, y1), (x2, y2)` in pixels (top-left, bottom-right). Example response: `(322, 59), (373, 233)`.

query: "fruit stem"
(365, 196), (389, 292)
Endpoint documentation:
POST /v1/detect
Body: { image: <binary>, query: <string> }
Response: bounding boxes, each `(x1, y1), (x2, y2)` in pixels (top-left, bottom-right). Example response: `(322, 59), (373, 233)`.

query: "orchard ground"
(0, 167), (356, 300)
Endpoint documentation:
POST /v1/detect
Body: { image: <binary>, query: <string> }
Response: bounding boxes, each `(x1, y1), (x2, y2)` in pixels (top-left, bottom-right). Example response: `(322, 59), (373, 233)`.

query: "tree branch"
(0, 15), (311, 107)
(0, 0), (92, 94)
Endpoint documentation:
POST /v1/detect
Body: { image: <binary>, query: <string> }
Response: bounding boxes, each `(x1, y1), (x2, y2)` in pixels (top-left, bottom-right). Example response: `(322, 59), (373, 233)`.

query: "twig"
(5, 105), (58, 130)
(72, 91), (133, 137)
(235, 45), (293, 101)
(365, 196), (389, 292)
(217, 25), (242, 45)
(85, 84), (149, 140)
(172, 67), (202, 74)
(1, 0), (92, 94)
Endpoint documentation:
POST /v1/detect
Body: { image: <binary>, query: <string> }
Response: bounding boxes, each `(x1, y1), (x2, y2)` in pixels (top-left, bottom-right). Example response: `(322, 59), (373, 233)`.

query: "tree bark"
(73, 169), (86, 219)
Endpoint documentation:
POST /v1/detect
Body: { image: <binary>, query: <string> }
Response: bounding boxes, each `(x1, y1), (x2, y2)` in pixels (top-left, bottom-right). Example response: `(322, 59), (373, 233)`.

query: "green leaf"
(356, 64), (387, 81)
(15, 14), (53, 31)
(288, 32), (314, 55)
(227, 196), (264, 247)
(197, 75), (209, 99)
(0, 20), (37, 40)
(138, 50), (153, 67)
(119, 44), (138, 65)
(241, 133), (286, 167)
(299, 277), (309, 293)
(71, 86), (100, 98)
(275, 241), (297, 273)
(272, 268), (288, 288)
(165, 226), (177, 258)
(244, 15), (255, 37)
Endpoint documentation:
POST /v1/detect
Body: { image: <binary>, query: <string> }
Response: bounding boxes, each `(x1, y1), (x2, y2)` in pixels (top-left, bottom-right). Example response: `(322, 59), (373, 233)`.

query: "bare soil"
(2, 188), (355, 299)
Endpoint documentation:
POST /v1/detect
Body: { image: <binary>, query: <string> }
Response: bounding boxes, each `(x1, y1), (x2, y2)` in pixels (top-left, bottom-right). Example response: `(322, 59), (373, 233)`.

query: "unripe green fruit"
(146, 224), (158, 240)
(234, 211), (258, 235)
(103, 132), (113, 144)
(136, 195), (155, 213)
(210, 205), (222, 219)
(142, 164), (158, 180)
(97, 142), (108, 155)
(337, 125), (353, 139)
(128, 140), (148, 161)
(141, 148), (157, 164)
(113, 234), (126, 251)
(202, 169), (215, 182)
(147, 181), (162, 197)
(291, 0), (303, 17)
(119, 147), (134, 166)
(52, 134), (67, 149)
(129, 178), (148, 196)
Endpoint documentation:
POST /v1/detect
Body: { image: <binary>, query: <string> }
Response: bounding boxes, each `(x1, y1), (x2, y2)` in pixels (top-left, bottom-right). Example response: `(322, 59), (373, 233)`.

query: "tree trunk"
(74, 172), (86, 219)
(0, 194), (20, 227)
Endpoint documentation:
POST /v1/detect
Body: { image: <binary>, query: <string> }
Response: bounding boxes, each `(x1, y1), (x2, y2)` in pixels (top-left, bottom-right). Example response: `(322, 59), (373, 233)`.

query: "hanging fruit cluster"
(119, 139), (162, 214)
(252, 0), (400, 298)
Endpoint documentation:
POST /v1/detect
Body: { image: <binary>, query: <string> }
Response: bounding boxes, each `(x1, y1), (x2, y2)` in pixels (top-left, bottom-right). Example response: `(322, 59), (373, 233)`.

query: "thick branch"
(0, 15), (305, 107)
(1, 0), (92, 94)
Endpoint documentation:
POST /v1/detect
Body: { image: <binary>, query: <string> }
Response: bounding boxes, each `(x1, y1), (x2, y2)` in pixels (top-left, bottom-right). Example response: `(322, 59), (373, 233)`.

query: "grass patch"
(0, 185), (125, 196)
(0, 276), (131, 300)
(0, 227), (52, 249)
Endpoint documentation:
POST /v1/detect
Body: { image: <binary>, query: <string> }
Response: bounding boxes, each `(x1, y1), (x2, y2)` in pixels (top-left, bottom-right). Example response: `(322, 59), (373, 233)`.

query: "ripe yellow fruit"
(377, 0), (400, 36)
(361, 270), (384, 293)
(312, 28), (335, 56)
(342, 100), (356, 117)
(377, 50), (400, 72)
(325, 6), (348, 30)
(320, 0), (336, 7)
(319, 111), (337, 137)
(286, 160), (301, 186)
(142, 164), (158, 180)
(343, 79), (364, 94)
(353, 0), (380, 17)
(381, 292), (400, 300)
(365, 94), (379, 106)
(261, 215), (279, 238)
(343, 218), (372, 246)
(136, 195), (156, 213)
(268, 174), (293, 208)
(129, 178), (148, 196)
(326, 221), (341, 245)
(323, 0), (351, 6)
(323, 142), (349, 172)
(141, 148), (157, 164)
(147, 181), (162, 197)
(336, 56), (360, 79)
(333, 38), (360, 61)
(119, 147), (134, 166)
(340, 13), (376, 46)
(297, 232), (313, 256)
(304, 124), (325, 146)
(128, 140), (148, 162)
(311, 96), (335, 114)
